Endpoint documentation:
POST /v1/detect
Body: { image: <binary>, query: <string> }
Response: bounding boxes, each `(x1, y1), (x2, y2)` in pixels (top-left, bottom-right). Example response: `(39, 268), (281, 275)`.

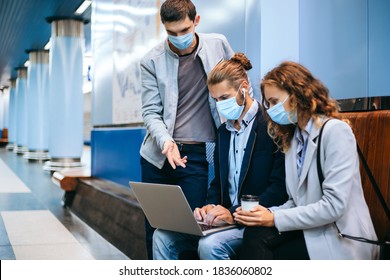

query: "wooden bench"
(52, 169), (147, 260)
(52, 167), (91, 192)
(51, 110), (389, 260)
(341, 110), (390, 240)
(0, 128), (8, 147)
(52, 168), (91, 207)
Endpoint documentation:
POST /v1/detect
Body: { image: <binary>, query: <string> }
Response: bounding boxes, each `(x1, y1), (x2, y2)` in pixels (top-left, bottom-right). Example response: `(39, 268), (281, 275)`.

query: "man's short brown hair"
(160, 0), (197, 23)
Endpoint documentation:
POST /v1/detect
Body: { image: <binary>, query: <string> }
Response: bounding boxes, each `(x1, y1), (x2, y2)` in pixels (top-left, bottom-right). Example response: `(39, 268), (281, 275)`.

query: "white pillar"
(14, 67), (28, 154)
(44, 17), (87, 171)
(6, 80), (16, 150)
(24, 50), (50, 160)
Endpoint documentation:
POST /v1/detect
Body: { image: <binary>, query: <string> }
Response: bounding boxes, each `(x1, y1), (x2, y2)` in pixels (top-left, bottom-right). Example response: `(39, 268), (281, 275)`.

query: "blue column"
(24, 50), (50, 160)
(3, 87), (10, 130)
(6, 80), (16, 150)
(0, 89), (4, 135)
(0, 86), (10, 145)
(44, 17), (86, 171)
(14, 67), (28, 154)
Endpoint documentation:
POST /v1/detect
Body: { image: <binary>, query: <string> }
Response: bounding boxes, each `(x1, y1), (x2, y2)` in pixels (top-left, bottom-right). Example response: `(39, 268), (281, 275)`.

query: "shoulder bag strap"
(316, 119), (331, 185)
(356, 144), (390, 221)
(316, 118), (389, 245)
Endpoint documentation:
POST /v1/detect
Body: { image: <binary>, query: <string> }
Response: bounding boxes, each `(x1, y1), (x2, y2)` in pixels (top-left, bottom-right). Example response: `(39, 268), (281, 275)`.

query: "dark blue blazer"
(206, 106), (288, 214)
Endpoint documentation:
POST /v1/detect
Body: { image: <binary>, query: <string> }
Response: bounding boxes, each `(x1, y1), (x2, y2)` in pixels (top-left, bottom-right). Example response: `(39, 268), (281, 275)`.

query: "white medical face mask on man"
(216, 85), (245, 120)
(168, 32), (194, 50)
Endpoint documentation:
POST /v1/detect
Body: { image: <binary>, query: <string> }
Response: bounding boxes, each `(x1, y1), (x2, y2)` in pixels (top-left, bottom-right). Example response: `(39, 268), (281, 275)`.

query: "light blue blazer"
(139, 33), (234, 169)
(270, 118), (379, 259)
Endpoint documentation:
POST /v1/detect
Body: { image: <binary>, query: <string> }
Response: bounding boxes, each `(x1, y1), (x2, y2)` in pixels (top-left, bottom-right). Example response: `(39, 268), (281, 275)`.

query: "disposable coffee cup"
(241, 195), (259, 211)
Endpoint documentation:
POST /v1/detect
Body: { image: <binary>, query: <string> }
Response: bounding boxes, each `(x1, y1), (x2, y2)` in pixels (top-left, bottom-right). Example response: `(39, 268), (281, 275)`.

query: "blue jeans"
(153, 227), (245, 260)
(141, 145), (209, 259)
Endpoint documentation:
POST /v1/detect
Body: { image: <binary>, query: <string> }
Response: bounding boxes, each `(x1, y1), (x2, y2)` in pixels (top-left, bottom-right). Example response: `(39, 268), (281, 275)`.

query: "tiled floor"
(0, 146), (129, 260)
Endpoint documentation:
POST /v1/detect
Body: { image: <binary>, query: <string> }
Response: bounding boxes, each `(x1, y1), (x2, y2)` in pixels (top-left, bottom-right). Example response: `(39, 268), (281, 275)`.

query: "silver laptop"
(129, 181), (236, 236)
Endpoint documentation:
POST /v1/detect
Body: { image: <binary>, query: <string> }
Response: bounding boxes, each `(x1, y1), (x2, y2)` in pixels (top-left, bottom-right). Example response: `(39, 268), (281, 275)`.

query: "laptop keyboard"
(198, 223), (218, 231)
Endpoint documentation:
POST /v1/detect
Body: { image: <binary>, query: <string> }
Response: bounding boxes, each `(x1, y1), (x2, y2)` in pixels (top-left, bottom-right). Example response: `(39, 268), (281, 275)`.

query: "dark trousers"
(140, 145), (209, 259)
(239, 226), (310, 260)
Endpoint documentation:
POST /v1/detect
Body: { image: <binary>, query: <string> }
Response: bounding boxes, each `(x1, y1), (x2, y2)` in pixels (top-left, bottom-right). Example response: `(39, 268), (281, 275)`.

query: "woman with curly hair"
(234, 61), (379, 259)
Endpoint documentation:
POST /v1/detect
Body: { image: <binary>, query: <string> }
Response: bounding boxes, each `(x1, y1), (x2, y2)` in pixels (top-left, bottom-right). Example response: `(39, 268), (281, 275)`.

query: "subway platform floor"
(0, 146), (129, 260)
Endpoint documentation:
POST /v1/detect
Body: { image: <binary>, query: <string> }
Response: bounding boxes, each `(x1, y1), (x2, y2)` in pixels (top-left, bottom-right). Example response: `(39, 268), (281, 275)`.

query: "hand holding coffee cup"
(241, 195), (259, 211)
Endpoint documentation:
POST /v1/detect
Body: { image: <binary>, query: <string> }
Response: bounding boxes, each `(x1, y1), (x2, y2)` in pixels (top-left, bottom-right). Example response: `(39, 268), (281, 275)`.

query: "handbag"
(316, 119), (390, 259)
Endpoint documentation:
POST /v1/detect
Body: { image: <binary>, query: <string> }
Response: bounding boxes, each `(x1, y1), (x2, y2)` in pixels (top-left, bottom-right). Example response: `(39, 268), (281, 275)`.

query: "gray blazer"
(139, 33), (234, 169)
(271, 118), (379, 259)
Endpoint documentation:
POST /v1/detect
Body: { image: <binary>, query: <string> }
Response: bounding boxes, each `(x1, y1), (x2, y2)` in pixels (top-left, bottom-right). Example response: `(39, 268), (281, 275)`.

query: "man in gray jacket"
(139, 0), (234, 259)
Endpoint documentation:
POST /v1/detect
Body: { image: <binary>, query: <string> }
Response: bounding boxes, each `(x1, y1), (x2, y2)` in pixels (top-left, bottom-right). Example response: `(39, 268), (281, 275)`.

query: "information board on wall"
(112, 0), (163, 124)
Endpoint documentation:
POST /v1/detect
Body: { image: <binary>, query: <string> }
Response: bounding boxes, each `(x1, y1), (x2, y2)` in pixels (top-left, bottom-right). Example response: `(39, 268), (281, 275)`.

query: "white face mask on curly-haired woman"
(263, 85), (297, 125)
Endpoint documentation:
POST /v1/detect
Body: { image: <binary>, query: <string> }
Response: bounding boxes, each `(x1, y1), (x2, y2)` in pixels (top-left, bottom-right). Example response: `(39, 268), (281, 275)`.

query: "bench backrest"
(1, 128), (7, 139)
(341, 110), (390, 239)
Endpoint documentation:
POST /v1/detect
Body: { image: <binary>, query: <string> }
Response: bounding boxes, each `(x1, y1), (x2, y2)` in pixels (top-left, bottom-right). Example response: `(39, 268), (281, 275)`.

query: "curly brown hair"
(260, 61), (342, 151)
